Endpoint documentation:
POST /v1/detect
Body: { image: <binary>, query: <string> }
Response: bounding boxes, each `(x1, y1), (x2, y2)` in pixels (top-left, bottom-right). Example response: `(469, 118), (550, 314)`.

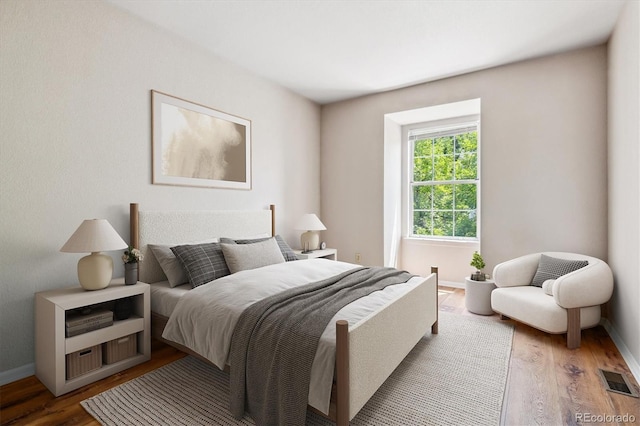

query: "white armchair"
(491, 252), (613, 349)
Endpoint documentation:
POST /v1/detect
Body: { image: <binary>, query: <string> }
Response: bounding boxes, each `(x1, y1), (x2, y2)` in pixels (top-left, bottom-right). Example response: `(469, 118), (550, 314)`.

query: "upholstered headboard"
(129, 203), (275, 284)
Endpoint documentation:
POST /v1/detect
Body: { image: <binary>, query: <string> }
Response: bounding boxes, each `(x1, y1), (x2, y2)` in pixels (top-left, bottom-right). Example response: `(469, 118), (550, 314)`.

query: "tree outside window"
(409, 126), (478, 239)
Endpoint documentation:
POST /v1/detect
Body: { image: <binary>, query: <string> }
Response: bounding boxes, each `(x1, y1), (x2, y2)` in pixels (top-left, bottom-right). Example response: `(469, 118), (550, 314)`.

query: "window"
(408, 123), (479, 239)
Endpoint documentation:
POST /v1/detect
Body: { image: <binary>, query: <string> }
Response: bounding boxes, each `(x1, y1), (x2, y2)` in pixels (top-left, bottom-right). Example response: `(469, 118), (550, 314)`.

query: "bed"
(129, 203), (438, 425)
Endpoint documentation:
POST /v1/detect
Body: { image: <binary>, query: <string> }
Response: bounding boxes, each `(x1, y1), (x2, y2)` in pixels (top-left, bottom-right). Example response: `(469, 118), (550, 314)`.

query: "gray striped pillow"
(530, 254), (588, 287)
(171, 242), (231, 288)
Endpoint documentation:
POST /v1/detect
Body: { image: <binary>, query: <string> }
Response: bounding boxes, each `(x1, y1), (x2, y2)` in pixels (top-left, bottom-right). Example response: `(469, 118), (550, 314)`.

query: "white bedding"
(162, 259), (425, 415)
(149, 280), (191, 317)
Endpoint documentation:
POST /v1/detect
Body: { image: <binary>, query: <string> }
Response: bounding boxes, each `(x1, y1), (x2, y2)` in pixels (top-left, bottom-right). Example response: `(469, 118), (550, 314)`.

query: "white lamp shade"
(60, 219), (128, 291)
(294, 214), (326, 231)
(60, 219), (128, 253)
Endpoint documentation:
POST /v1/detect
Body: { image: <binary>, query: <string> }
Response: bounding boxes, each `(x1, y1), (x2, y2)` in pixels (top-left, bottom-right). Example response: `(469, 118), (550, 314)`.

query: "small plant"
(470, 251), (486, 281)
(122, 245), (143, 264)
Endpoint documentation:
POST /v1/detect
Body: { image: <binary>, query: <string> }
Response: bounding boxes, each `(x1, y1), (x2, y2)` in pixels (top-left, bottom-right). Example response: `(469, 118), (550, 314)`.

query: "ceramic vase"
(124, 262), (138, 285)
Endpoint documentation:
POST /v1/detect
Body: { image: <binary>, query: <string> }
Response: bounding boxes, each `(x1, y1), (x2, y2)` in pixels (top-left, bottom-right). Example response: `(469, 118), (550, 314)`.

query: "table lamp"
(294, 213), (326, 253)
(60, 219), (128, 291)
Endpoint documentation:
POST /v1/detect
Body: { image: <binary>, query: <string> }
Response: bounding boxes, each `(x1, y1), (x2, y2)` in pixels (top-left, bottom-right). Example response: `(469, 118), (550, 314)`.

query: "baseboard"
(601, 318), (640, 384)
(439, 280), (465, 289)
(0, 363), (35, 386)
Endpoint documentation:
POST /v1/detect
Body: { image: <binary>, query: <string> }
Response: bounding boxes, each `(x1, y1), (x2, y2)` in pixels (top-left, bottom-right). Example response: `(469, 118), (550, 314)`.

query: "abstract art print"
(151, 90), (251, 189)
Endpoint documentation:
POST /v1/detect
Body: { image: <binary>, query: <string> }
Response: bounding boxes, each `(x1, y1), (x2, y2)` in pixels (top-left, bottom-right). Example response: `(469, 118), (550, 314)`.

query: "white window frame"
(404, 117), (481, 242)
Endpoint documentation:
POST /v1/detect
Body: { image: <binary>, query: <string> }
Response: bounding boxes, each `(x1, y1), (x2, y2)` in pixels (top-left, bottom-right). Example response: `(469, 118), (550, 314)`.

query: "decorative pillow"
(220, 234), (298, 262)
(530, 254), (588, 287)
(148, 244), (189, 287)
(541, 279), (555, 296)
(171, 242), (231, 288)
(221, 237), (285, 274)
(147, 238), (219, 287)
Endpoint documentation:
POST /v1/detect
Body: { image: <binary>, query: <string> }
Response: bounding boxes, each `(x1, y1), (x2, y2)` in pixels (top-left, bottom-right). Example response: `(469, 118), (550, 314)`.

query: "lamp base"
(300, 231), (320, 252)
(77, 252), (113, 291)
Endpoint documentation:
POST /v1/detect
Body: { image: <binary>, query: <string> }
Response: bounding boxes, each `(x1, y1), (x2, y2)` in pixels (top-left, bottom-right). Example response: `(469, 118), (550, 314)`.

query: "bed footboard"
(336, 269), (438, 424)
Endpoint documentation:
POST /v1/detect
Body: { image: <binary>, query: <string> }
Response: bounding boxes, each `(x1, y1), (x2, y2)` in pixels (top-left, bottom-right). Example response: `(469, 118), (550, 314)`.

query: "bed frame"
(129, 203), (438, 425)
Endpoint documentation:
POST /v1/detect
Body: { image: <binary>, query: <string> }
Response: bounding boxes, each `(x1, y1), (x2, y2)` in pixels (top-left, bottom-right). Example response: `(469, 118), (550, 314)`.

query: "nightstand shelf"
(65, 316), (144, 354)
(293, 248), (337, 261)
(35, 280), (150, 396)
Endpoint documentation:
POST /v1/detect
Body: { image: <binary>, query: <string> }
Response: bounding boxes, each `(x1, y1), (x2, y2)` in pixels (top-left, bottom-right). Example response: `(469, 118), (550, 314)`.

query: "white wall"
(607, 0), (640, 379)
(321, 46), (608, 277)
(400, 239), (479, 285)
(0, 0), (320, 379)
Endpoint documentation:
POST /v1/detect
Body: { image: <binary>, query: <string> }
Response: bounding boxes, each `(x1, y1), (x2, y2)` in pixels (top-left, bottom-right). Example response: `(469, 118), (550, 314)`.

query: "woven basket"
(103, 334), (137, 364)
(66, 345), (102, 379)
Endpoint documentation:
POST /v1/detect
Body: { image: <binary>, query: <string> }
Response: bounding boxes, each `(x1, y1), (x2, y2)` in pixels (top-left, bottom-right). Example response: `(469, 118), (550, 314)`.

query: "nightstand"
(464, 277), (496, 315)
(293, 248), (337, 261)
(34, 280), (150, 396)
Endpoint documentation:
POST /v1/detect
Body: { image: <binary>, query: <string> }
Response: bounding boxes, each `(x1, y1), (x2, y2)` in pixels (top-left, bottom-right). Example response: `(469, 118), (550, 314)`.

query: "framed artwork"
(151, 90), (251, 189)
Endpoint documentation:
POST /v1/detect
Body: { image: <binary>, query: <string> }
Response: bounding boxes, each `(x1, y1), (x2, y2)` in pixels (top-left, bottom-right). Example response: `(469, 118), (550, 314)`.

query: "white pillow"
(542, 279), (555, 296)
(148, 238), (219, 287)
(221, 237), (285, 274)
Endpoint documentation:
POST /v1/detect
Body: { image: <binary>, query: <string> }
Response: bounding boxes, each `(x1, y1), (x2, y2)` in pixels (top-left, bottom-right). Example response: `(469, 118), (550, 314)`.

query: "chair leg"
(566, 308), (581, 349)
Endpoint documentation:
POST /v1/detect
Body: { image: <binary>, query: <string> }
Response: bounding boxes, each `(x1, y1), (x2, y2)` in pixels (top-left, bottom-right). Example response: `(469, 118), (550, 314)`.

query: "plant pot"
(470, 272), (486, 281)
(465, 277), (496, 315)
(124, 263), (138, 285)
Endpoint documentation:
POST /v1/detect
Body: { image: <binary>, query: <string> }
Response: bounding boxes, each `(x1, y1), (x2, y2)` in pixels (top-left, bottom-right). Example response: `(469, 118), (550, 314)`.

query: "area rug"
(81, 312), (513, 425)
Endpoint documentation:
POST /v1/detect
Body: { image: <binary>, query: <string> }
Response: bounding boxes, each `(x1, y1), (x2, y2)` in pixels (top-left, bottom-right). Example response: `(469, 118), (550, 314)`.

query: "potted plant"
(470, 251), (486, 281)
(465, 251), (496, 315)
(122, 245), (143, 285)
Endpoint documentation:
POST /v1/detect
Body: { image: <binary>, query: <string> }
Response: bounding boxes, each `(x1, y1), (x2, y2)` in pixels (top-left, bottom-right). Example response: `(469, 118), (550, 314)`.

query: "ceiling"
(107, 0), (626, 105)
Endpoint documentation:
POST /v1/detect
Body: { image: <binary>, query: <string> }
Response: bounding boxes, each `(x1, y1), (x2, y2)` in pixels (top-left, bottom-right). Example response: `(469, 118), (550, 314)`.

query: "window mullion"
(411, 179), (476, 186)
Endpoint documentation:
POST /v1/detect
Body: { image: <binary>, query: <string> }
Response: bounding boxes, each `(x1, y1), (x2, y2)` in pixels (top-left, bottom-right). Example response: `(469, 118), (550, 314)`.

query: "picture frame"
(151, 90), (251, 189)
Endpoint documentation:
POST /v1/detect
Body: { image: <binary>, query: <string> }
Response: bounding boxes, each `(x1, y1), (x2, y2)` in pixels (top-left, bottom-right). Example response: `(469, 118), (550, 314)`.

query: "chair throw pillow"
(171, 242), (231, 288)
(530, 254), (588, 287)
(541, 279), (555, 296)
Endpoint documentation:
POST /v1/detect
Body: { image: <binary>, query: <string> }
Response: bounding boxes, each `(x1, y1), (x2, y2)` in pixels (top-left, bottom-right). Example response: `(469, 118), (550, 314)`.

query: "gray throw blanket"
(229, 266), (414, 426)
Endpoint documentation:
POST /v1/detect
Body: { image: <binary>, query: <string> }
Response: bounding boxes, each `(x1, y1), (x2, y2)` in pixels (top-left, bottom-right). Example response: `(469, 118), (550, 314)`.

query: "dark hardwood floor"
(1, 287), (638, 425)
